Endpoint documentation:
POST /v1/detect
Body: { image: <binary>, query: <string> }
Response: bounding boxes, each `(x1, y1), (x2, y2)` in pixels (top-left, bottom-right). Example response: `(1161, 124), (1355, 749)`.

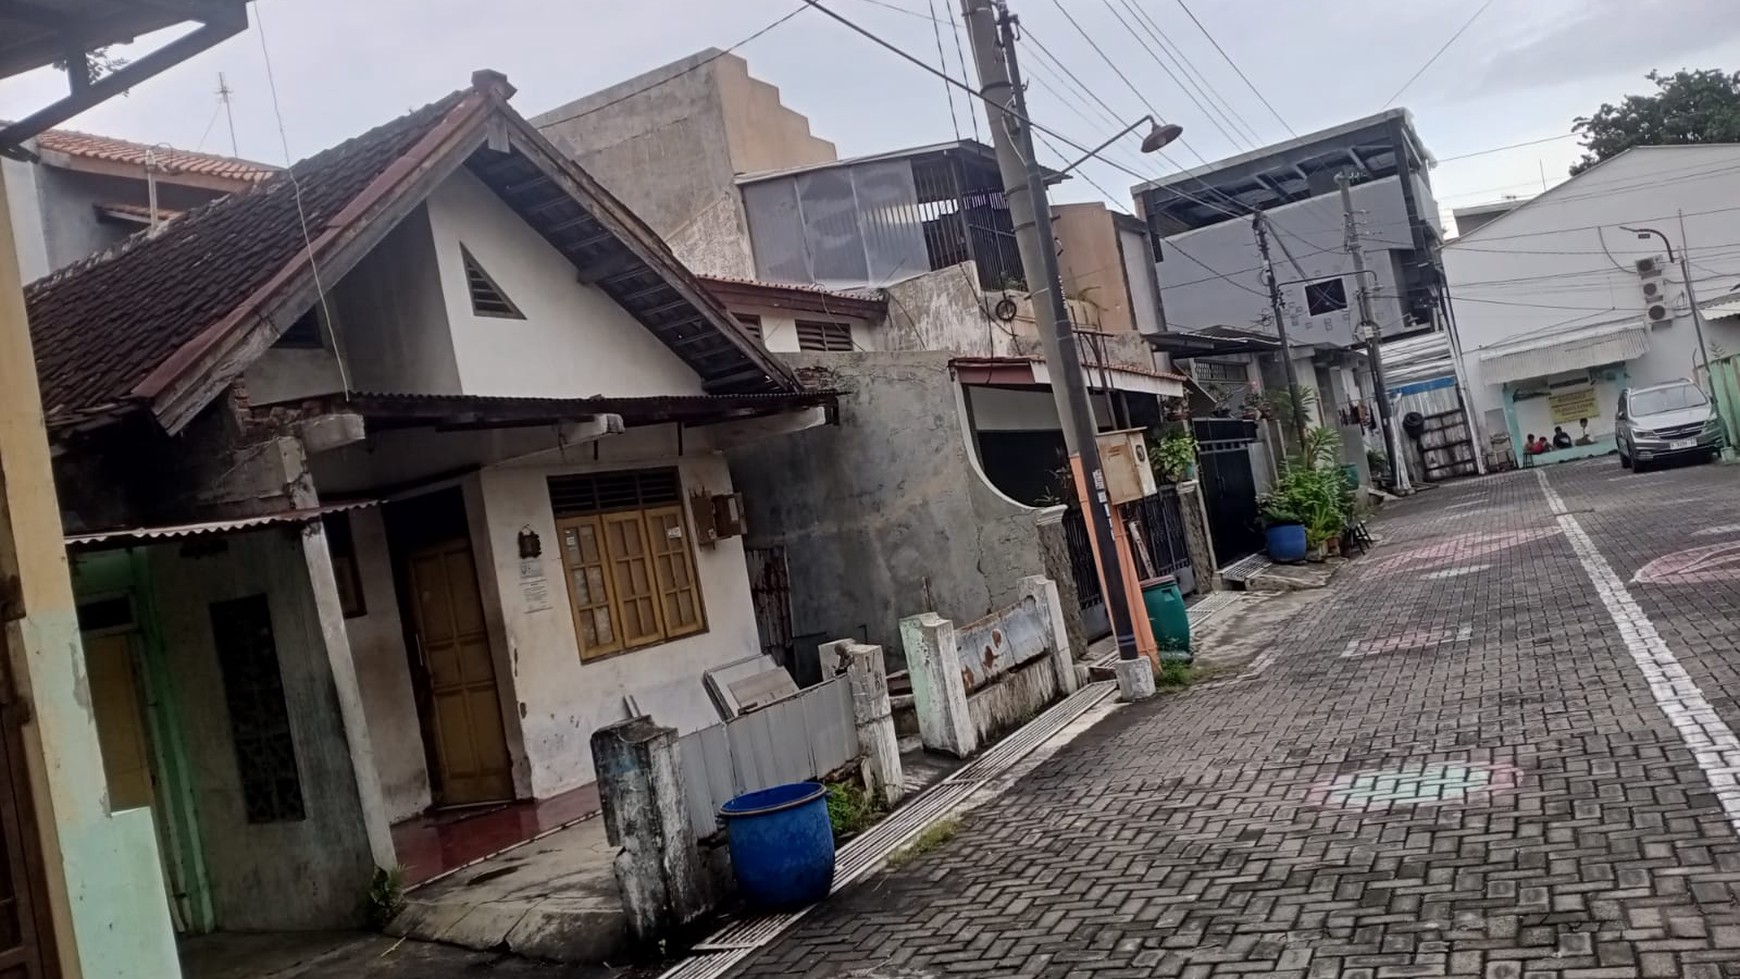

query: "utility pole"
(1251, 211), (1308, 450)
(1338, 172), (1409, 492)
(960, 0), (1149, 695)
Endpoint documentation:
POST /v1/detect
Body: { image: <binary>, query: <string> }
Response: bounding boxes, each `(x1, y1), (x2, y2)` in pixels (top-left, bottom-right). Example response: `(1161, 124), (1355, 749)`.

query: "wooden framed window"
(796, 319), (853, 352)
(322, 513), (366, 618)
(550, 470), (707, 660)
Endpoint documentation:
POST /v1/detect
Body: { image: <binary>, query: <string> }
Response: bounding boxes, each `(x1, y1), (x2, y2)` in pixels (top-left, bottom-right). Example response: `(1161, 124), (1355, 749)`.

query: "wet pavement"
(729, 457), (1740, 978)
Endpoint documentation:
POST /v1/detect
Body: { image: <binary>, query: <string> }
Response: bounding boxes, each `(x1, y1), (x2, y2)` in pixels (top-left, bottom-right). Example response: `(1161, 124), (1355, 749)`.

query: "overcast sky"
(5, 0), (1740, 234)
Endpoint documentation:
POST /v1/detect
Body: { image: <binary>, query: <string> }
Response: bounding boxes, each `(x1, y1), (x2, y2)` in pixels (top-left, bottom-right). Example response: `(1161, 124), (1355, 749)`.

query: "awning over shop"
(65, 501), (377, 550)
(1701, 299), (1740, 322)
(1478, 321), (1649, 386)
(952, 357), (1187, 399)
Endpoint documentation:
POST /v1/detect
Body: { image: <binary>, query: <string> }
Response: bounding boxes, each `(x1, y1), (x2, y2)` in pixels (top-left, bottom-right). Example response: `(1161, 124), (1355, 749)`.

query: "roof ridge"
(34, 125), (280, 173)
(25, 89), (468, 296)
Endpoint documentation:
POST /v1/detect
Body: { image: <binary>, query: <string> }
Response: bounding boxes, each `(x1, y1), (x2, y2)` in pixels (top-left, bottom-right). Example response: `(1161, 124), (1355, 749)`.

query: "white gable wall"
(425, 169), (707, 399)
(1443, 146), (1740, 443)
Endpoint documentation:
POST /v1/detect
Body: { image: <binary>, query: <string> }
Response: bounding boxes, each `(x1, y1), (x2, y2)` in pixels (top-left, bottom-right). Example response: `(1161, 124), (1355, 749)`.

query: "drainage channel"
(658, 681), (1118, 978)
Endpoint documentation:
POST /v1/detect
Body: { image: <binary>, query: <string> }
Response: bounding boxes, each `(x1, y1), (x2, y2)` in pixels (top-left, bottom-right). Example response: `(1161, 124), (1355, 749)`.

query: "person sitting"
(1552, 426), (1573, 450)
(1524, 433), (1545, 455)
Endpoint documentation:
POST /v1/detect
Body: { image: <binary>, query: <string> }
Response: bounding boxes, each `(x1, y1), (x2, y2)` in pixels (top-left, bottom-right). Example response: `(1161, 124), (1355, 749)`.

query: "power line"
(1098, 0), (1247, 153)
(925, 0), (964, 142)
(1436, 132), (1578, 163)
(1382, 0), (1496, 108)
(1119, 0), (1265, 147)
(1169, 0), (1293, 138)
(947, 2), (985, 144)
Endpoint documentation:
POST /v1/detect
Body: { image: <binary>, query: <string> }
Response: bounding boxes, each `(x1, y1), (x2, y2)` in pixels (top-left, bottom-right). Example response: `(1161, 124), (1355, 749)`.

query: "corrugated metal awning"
(1702, 299), (1740, 321)
(65, 501), (377, 549)
(1478, 322), (1649, 385)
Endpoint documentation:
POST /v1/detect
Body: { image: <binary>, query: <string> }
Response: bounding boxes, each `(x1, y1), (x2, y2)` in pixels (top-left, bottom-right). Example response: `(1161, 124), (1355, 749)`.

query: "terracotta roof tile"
(34, 128), (278, 183)
(25, 92), (468, 427)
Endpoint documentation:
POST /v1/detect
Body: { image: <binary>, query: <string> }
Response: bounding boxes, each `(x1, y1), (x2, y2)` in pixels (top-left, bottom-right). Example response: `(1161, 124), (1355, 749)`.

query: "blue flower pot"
(720, 782), (835, 909)
(1265, 522), (1307, 563)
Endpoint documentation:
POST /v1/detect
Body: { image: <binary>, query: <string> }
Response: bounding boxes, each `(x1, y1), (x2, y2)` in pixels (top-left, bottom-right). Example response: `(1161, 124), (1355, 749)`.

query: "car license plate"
(1670, 439), (1696, 450)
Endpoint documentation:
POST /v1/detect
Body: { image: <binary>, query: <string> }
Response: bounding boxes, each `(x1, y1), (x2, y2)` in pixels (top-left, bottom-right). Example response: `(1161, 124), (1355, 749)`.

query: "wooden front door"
(83, 634), (156, 813)
(407, 540), (513, 806)
(0, 629), (53, 977)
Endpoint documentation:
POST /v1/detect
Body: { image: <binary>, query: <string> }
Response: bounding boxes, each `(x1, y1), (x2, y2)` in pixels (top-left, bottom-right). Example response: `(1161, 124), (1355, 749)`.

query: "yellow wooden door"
(84, 633), (156, 812)
(408, 540), (514, 806)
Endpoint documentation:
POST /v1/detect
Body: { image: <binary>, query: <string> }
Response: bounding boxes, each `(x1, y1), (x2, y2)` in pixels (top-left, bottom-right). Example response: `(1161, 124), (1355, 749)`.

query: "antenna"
(216, 72), (238, 157)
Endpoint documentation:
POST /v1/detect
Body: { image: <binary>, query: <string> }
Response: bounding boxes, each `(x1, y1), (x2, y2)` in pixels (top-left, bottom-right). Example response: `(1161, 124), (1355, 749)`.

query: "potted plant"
(1148, 427), (1198, 483)
(1257, 427), (1351, 563)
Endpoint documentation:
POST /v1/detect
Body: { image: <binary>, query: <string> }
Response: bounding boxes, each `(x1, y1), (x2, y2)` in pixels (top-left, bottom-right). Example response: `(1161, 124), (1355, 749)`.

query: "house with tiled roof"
(31, 70), (832, 936)
(2, 126), (275, 281)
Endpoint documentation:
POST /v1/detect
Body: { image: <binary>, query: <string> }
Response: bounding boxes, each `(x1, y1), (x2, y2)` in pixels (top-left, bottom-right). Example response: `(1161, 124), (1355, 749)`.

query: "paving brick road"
(733, 458), (1740, 979)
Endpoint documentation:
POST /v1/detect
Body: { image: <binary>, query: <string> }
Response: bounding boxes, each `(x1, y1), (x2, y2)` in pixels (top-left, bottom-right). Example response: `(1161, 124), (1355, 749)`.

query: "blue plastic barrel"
(719, 782), (835, 909)
(1265, 522), (1307, 562)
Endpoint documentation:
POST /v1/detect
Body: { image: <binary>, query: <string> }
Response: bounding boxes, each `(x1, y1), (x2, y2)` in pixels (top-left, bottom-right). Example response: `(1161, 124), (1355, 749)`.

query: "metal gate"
(745, 546), (795, 670)
(1130, 487), (1195, 594)
(1060, 508), (1108, 639)
(1192, 418), (1264, 566)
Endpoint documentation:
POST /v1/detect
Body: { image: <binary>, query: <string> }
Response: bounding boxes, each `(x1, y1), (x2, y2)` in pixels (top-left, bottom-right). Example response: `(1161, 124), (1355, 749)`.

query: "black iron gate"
(1192, 418), (1264, 565)
(745, 546), (794, 669)
(1130, 487), (1194, 593)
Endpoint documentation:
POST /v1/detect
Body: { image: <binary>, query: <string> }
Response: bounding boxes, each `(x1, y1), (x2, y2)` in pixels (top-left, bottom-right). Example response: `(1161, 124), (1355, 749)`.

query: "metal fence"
(1060, 485), (1195, 616)
(675, 676), (859, 839)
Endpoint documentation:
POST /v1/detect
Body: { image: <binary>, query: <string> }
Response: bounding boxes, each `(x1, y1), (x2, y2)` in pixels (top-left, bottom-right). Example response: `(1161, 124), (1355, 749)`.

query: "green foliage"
(827, 781), (879, 841)
(364, 865), (406, 932)
(1258, 427), (1355, 547)
(1572, 69), (1740, 175)
(887, 818), (959, 867)
(1366, 447), (1390, 480)
(1154, 661), (1195, 690)
(1150, 429), (1198, 483)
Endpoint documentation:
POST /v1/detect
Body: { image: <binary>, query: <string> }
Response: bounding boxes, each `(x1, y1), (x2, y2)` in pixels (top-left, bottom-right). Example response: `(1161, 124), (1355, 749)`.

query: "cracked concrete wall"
(727, 351), (1050, 667)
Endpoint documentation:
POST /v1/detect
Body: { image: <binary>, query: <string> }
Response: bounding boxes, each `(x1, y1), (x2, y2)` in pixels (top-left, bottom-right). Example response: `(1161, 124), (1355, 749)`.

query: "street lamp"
(1622, 224), (1716, 394)
(1045, 114), (1182, 181)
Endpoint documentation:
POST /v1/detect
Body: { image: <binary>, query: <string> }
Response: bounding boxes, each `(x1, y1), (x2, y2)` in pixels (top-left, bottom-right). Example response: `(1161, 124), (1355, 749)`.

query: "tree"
(1570, 69), (1740, 175)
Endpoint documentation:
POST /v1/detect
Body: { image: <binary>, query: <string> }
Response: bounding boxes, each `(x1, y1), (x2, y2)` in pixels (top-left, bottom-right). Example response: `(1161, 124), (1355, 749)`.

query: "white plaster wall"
(1443, 146), (1740, 438)
(1, 158), (48, 284)
(473, 453), (760, 796)
(719, 300), (879, 354)
(424, 169), (706, 399)
(339, 508), (431, 822)
(1156, 175), (1413, 340)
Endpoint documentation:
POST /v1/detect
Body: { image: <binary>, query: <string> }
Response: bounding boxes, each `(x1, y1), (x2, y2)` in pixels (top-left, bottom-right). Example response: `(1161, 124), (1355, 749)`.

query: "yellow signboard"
(1549, 386), (1599, 424)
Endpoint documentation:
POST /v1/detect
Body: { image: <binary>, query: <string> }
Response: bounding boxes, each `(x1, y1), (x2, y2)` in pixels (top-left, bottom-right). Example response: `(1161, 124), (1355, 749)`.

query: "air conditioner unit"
(1647, 302), (1673, 325)
(1636, 256), (1663, 277)
(1641, 278), (1671, 302)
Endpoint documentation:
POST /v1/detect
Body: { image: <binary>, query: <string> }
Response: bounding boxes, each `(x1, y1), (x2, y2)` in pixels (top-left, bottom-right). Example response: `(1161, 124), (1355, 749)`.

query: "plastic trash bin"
(719, 781), (835, 908)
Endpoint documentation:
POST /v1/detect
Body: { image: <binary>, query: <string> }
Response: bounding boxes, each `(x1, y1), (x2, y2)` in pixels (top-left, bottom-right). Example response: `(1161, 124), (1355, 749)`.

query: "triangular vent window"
(461, 245), (524, 319)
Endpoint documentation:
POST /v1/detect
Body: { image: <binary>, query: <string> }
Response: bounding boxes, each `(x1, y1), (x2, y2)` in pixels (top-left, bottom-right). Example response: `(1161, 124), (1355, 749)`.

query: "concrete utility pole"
(960, 0), (1149, 696)
(1251, 211), (1308, 450)
(1337, 172), (1410, 492)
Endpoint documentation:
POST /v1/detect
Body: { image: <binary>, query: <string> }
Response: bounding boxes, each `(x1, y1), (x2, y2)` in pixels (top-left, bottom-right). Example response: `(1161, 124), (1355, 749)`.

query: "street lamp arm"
(1620, 225), (1674, 262)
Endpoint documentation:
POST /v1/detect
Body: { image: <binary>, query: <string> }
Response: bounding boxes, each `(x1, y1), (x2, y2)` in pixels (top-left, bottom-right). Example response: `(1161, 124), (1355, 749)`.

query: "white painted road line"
(1537, 469), (1740, 831)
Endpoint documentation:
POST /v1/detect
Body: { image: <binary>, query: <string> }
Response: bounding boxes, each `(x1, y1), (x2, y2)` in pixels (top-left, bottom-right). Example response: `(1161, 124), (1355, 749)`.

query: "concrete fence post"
(821, 639), (905, 808)
(898, 612), (977, 757)
(1019, 575), (1078, 698)
(1177, 480), (1223, 592)
(591, 717), (706, 944)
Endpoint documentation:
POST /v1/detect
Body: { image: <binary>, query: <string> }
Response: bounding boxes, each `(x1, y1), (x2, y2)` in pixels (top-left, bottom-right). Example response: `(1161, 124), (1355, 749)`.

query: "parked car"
(1616, 379), (1724, 472)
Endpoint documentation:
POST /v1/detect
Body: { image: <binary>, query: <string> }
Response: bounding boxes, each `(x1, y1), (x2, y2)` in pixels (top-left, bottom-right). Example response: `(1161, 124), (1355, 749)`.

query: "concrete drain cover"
(1307, 762), (1520, 809)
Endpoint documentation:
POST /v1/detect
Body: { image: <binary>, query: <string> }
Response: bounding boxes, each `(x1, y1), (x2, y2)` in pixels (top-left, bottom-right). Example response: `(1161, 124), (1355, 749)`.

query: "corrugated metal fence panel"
(954, 595), (1052, 691)
(676, 677), (858, 838)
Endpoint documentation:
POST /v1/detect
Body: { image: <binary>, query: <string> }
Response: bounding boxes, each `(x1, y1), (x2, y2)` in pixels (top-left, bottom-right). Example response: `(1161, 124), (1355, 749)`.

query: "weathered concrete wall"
(532, 50), (834, 279)
(882, 262), (1010, 357)
(341, 507), (431, 822)
(966, 655), (1064, 747)
(1054, 203), (1137, 335)
(31, 167), (223, 275)
(147, 527), (378, 930)
(727, 351), (1051, 664)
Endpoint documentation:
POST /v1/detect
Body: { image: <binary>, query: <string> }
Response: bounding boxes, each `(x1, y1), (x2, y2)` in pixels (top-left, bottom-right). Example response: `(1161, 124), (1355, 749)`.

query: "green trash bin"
(1140, 575), (1191, 663)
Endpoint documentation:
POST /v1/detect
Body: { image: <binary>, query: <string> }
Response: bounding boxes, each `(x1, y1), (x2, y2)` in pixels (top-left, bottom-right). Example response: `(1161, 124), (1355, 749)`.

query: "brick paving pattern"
(733, 460), (1740, 978)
